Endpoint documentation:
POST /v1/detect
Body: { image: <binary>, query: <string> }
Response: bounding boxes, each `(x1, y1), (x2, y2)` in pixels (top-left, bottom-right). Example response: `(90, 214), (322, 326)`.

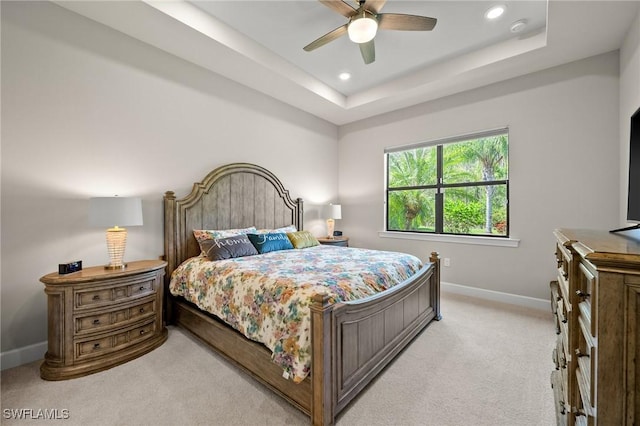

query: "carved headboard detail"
(163, 163), (303, 279)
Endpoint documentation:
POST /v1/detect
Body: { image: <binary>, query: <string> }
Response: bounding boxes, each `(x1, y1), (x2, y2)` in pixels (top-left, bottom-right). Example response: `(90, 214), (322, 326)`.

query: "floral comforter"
(169, 245), (422, 383)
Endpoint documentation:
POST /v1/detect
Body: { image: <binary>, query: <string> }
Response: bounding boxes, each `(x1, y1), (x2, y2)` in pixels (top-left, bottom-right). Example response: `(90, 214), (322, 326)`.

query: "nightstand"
(317, 237), (349, 247)
(40, 260), (168, 380)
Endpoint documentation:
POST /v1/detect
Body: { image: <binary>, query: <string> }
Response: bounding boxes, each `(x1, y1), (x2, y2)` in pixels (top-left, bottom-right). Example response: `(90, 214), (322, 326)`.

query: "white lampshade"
(329, 204), (342, 220)
(89, 197), (143, 269)
(348, 12), (378, 43)
(89, 197), (143, 228)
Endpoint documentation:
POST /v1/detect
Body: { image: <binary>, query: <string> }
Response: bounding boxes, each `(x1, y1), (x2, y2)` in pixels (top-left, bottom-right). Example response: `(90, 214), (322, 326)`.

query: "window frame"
(385, 128), (510, 238)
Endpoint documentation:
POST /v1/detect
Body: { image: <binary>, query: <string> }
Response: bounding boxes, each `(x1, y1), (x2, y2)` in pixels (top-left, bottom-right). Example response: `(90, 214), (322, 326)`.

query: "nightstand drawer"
(75, 320), (156, 361)
(74, 298), (156, 335)
(74, 277), (156, 309)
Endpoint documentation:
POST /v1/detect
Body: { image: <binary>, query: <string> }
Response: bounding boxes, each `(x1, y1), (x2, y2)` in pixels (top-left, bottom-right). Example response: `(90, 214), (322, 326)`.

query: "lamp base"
(104, 264), (127, 270)
(105, 227), (128, 270)
(326, 218), (335, 240)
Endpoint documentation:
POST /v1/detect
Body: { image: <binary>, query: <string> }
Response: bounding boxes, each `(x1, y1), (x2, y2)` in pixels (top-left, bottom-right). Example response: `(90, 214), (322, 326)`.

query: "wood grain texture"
(551, 229), (640, 425)
(163, 163), (441, 425)
(40, 260), (168, 380)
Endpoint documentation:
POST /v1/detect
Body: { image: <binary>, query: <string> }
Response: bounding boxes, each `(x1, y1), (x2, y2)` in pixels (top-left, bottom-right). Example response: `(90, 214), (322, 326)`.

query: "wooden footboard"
(169, 253), (440, 426)
(310, 252), (441, 425)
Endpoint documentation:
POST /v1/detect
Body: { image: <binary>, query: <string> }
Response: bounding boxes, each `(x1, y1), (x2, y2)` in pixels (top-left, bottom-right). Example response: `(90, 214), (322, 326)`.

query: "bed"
(163, 163), (441, 425)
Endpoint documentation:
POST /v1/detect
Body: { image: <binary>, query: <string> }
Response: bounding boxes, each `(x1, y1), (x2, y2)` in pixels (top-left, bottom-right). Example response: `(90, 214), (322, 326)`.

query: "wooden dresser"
(551, 228), (640, 425)
(40, 260), (168, 380)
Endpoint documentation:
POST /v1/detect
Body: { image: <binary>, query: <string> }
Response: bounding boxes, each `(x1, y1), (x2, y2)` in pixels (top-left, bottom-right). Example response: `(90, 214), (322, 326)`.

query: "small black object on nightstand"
(58, 260), (82, 274)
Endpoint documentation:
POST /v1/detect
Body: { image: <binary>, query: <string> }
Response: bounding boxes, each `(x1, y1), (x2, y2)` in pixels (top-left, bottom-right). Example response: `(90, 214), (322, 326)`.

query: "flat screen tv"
(613, 106), (640, 232)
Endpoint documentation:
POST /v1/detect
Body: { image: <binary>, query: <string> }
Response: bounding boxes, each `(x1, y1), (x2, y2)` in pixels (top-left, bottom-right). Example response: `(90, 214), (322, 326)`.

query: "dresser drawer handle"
(92, 319), (100, 325)
(576, 290), (590, 299)
(139, 330), (146, 335)
(93, 343), (100, 349)
(575, 349), (589, 358)
(92, 295), (100, 301)
(139, 308), (145, 313)
(139, 286), (145, 291)
(562, 271), (568, 279)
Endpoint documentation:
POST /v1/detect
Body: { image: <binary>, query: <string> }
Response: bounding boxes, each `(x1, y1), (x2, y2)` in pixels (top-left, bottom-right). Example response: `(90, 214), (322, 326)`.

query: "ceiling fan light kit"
(304, 0), (437, 65)
(348, 10), (378, 43)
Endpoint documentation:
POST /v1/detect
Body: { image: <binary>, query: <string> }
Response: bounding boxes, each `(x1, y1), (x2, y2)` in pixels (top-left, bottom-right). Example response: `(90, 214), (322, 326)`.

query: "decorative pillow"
(254, 225), (297, 234)
(199, 234), (259, 261)
(247, 232), (294, 254)
(287, 231), (319, 249)
(193, 227), (257, 243)
(193, 227), (257, 255)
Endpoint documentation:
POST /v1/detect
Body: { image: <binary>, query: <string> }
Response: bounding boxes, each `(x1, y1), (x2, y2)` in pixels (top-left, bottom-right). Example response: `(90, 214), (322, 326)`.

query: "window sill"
(378, 231), (520, 247)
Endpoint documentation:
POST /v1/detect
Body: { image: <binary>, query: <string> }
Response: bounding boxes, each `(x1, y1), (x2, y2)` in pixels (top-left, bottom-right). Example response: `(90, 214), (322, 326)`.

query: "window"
(385, 129), (509, 237)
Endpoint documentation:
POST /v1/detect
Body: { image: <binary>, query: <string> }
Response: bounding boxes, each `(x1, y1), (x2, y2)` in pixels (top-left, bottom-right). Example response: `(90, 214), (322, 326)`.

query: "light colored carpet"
(1, 292), (555, 425)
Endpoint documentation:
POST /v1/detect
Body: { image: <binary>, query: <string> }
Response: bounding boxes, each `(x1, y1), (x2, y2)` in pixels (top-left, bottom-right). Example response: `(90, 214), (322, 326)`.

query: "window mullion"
(435, 145), (443, 233)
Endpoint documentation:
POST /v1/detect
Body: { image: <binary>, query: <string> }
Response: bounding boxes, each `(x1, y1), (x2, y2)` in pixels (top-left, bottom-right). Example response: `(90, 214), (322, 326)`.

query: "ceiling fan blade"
(319, 0), (356, 18)
(303, 24), (348, 52)
(363, 0), (387, 14)
(359, 39), (375, 64)
(378, 13), (437, 31)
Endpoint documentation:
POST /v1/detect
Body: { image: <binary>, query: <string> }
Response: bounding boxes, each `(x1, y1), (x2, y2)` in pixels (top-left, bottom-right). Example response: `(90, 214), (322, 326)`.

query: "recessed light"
(339, 72), (351, 81)
(485, 5), (506, 20)
(510, 19), (528, 33)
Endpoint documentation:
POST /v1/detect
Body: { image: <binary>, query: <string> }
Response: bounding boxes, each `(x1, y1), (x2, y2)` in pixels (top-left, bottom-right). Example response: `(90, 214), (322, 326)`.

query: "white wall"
(338, 51), (621, 301)
(620, 9), (640, 224)
(0, 2), (337, 356)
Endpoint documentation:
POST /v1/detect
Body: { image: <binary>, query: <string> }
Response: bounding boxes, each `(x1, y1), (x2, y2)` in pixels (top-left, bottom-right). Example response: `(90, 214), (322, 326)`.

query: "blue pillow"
(247, 232), (294, 254)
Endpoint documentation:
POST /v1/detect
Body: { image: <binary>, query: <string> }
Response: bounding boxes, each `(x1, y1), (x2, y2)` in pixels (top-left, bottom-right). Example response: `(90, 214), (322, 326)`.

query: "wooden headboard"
(163, 163), (303, 278)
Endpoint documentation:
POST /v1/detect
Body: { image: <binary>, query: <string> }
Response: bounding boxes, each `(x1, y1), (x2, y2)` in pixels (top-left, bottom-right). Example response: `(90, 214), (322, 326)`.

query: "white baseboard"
(442, 282), (550, 311)
(1, 340), (46, 371)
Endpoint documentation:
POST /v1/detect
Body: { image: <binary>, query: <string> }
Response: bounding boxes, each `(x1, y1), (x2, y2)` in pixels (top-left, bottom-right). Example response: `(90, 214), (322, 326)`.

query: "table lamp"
(89, 196), (143, 269)
(324, 204), (342, 239)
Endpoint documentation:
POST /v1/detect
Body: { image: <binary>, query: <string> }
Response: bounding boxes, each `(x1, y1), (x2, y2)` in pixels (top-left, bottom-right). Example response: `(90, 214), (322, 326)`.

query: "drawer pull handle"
(93, 319), (100, 325)
(575, 349), (589, 358)
(93, 343), (100, 349)
(576, 290), (590, 299)
(139, 286), (145, 291)
(139, 330), (145, 335)
(562, 271), (568, 279)
(139, 308), (145, 313)
(92, 295), (100, 301)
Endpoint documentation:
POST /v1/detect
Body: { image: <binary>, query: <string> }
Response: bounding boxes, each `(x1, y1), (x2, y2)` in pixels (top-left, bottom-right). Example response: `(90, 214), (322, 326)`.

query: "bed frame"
(163, 163), (441, 425)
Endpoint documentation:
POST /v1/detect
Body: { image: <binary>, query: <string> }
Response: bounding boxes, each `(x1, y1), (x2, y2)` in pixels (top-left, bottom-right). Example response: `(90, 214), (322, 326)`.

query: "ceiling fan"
(303, 0), (437, 65)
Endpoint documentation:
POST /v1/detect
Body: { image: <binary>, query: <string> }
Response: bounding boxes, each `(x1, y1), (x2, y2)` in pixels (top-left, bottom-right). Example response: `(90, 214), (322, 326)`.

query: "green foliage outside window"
(387, 133), (509, 236)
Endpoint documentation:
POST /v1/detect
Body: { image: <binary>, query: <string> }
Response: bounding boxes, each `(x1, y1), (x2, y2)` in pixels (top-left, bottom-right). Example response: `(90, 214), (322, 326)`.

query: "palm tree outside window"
(385, 129), (509, 237)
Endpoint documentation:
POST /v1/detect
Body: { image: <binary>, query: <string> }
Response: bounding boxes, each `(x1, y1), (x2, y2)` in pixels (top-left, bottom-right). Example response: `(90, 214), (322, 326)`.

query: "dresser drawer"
(74, 298), (156, 335)
(555, 244), (572, 311)
(74, 320), (156, 361)
(74, 276), (156, 310)
(576, 261), (596, 337)
(551, 370), (567, 424)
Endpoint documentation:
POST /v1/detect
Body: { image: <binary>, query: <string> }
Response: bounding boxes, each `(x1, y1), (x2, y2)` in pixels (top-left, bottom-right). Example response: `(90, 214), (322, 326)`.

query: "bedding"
(169, 245), (422, 383)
